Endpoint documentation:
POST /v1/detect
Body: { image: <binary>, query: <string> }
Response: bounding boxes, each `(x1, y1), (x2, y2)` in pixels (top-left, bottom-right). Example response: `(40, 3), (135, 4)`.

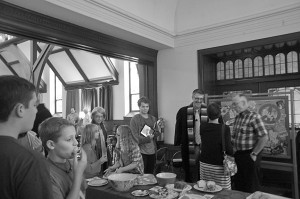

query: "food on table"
(131, 189), (149, 196)
(251, 191), (270, 199)
(197, 180), (207, 189)
(149, 186), (179, 199)
(206, 181), (216, 191)
(136, 174), (157, 185)
(174, 181), (188, 189)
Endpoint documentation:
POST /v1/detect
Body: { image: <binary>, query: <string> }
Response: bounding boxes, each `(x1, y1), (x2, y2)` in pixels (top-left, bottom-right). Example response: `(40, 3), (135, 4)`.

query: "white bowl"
(107, 173), (138, 192)
(156, 172), (177, 186)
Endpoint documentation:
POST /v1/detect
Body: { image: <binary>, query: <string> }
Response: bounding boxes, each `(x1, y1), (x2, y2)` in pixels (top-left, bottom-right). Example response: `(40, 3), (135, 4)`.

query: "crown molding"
(46, 0), (175, 48)
(45, 0), (300, 50)
(175, 3), (300, 48)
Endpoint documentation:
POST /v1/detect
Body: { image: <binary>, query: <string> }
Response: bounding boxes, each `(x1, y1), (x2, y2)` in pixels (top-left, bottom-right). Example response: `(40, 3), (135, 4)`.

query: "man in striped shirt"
(231, 94), (268, 193)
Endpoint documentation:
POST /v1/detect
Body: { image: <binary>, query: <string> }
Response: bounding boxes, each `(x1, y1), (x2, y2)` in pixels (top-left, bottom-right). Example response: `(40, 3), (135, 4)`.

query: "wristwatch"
(251, 152), (258, 156)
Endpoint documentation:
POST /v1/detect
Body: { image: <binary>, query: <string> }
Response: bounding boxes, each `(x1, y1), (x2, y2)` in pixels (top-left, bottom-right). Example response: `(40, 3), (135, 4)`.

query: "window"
(275, 53), (286, 74)
(264, 55), (274, 76)
(49, 68), (62, 115)
(129, 62), (140, 111)
(225, 61), (233, 79)
(234, 59), (243, 79)
(254, 56), (263, 76)
(287, 51), (298, 73)
(124, 61), (140, 113)
(268, 87), (300, 128)
(216, 62), (224, 80)
(55, 76), (62, 113)
(216, 49), (299, 81)
(244, 58), (253, 78)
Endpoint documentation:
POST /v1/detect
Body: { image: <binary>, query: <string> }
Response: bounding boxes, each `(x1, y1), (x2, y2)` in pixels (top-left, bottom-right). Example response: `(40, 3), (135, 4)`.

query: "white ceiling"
(4, 0), (300, 50)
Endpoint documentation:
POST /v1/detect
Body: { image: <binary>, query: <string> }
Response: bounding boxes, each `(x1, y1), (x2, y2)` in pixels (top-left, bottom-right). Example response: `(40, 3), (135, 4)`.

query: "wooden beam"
(36, 45), (67, 87)
(0, 54), (18, 76)
(0, 37), (27, 49)
(7, 60), (19, 65)
(33, 44), (54, 88)
(65, 49), (89, 82)
(100, 56), (119, 81)
(51, 48), (65, 54)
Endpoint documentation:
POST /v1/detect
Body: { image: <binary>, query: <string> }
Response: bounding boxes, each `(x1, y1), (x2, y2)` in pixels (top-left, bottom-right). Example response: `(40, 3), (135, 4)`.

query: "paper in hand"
(140, 124), (152, 137)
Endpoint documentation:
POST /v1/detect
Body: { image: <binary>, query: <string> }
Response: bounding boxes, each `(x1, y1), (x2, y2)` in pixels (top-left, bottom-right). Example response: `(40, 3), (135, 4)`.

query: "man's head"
(232, 94), (249, 113)
(192, 89), (204, 109)
(0, 75), (37, 132)
(138, 96), (150, 115)
(39, 117), (77, 159)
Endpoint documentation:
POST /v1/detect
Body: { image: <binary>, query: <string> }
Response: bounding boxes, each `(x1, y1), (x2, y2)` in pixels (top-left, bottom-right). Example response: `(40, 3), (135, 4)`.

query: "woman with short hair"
(199, 102), (233, 189)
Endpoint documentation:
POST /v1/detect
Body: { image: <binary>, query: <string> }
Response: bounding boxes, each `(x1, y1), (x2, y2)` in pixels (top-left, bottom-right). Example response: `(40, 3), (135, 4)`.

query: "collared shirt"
(232, 109), (268, 151)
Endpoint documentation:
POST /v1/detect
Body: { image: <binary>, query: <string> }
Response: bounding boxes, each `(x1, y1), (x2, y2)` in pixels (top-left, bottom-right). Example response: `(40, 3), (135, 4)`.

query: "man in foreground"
(0, 75), (53, 199)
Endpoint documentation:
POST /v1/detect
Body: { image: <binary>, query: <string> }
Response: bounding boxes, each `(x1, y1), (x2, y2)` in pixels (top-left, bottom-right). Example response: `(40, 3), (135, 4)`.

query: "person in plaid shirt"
(231, 94), (268, 193)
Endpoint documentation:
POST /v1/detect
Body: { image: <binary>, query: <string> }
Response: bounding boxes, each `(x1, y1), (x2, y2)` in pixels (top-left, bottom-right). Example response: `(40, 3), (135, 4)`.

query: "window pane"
(131, 94), (140, 111)
(217, 62), (224, 80)
(216, 62), (222, 80)
(56, 100), (62, 113)
(130, 64), (139, 93)
(225, 61), (233, 79)
(55, 77), (62, 99)
(254, 56), (263, 76)
(234, 59), (243, 78)
(264, 55), (274, 76)
(287, 51), (298, 73)
(275, 53), (286, 74)
(244, 58), (253, 78)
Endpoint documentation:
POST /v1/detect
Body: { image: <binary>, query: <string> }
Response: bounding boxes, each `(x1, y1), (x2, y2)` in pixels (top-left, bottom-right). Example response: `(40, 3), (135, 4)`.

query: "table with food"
(86, 172), (290, 199)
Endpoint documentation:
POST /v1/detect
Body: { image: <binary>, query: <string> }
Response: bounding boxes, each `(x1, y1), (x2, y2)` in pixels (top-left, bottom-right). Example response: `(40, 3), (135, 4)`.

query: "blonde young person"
(39, 117), (87, 199)
(91, 107), (108, 173)
(81, 124), (107, 178)
(104, 125), (144, 175)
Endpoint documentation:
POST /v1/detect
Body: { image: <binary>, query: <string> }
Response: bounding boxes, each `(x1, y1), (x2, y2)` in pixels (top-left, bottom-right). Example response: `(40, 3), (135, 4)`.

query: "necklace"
(48, 158), (72, 174)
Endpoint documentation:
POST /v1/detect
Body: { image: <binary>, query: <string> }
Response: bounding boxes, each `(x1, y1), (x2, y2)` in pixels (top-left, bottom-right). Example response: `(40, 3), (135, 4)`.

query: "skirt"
(199, 161), (231, 190)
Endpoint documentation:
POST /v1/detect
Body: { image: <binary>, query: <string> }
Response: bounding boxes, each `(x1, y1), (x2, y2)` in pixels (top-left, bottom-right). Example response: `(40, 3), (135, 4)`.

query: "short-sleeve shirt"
(0, 136), (53, 199)
(232, 109), (268, 151)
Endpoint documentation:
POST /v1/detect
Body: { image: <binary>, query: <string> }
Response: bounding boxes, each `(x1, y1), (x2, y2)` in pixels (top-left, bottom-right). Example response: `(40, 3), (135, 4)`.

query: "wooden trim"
(0, 1), (158, 62)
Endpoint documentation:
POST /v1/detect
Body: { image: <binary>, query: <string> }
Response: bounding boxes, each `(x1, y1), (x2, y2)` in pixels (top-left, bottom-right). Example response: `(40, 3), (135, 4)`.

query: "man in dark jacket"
(32, 103), (52, 137)
(174, 89), (207, 182)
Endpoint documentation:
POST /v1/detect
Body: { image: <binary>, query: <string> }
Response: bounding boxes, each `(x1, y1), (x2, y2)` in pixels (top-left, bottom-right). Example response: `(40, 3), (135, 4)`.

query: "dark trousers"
(142, 153), (156, 174)
(233, 149), (262, 193)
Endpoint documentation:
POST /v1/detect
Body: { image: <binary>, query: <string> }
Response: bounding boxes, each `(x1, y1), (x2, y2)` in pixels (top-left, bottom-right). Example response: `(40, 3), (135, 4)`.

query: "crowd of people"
(0, 75), (268, 199)
(175, 89), (268, 193)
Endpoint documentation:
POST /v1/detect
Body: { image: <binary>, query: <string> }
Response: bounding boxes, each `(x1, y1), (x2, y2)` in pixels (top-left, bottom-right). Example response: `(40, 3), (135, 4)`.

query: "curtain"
(99, 85), (113, 120)
(137, 63), (157, 116)
(66, 89), (80, 117)
(81, 88), (98, 113)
